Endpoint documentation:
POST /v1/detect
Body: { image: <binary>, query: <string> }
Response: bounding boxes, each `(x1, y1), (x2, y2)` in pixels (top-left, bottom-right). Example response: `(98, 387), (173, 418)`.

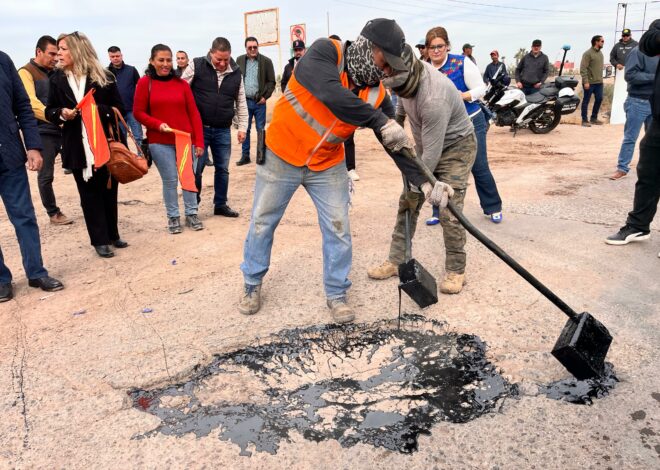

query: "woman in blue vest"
(425, 26), (503, 225)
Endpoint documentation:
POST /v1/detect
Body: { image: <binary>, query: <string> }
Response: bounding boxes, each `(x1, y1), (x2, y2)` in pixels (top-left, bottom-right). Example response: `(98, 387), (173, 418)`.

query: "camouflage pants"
(387, 132), (477, 273)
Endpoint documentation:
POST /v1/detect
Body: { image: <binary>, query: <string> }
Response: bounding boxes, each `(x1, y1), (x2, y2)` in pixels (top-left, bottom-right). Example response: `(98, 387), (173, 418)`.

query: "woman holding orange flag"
(134, 44), (204, 234)
(46, 31), (126, 258)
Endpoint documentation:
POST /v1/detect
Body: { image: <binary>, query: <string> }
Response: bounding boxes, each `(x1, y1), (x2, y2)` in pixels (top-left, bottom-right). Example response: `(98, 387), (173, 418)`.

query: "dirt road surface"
(1, 122), (658, 468)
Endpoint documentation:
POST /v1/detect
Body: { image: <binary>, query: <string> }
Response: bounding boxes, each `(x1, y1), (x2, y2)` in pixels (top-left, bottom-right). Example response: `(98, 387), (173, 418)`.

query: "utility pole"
(327, 11), (330, 36)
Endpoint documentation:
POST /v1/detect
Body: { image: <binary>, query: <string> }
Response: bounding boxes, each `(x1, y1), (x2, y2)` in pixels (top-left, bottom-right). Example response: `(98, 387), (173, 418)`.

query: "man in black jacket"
(610, 28), (639, 71)
(0, 50), (64, 301)
(606, 19), (660, 251)
(182, 37), (248, 217)
(281, 39), (306, 92)
(515, 39), (550, 95)
(236, 37), (276, 166)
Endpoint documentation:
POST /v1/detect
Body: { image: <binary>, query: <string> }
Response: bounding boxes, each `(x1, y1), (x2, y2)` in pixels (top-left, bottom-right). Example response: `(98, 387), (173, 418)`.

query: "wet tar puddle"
(540, 362), (619, 405)
(129, 315), (518, 455)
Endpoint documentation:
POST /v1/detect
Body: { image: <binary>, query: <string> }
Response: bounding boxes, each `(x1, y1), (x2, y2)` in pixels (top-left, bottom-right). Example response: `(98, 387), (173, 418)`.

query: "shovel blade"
(398, 259), (438, 308)
(551, 312), (612, 380)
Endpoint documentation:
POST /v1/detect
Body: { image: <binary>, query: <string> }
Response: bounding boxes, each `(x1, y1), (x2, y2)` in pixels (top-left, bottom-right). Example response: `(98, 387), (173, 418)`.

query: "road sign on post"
(289, 24), (306, 45)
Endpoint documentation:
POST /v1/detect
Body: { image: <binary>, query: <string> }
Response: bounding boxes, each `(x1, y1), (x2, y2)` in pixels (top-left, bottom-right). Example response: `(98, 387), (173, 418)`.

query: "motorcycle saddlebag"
(556, 95), (581, 115)
(555, 76), (579, 89)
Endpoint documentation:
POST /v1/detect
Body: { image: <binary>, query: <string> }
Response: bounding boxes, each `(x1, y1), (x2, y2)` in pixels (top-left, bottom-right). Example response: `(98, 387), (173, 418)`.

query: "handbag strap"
(111, 107), (144, 157)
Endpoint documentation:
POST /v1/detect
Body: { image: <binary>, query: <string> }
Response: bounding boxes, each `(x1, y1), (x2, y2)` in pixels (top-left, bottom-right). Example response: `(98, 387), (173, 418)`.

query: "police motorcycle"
(482, 45), (580, 134)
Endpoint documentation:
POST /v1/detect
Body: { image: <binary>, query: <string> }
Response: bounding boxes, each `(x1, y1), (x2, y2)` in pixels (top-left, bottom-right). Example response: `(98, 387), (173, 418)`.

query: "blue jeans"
(433, 110), (501, 218)
(150, 143), (199, 218)
(241, 149), (352, 299)
(242, 98), (267, 158)
(581, 83), (603, 122)
(121, 111), (143, 146)
(0, 159), (48, 283)
(616, 96), (653, 173)
(522, 86), (539, 96)
(198, 126), (231, 207)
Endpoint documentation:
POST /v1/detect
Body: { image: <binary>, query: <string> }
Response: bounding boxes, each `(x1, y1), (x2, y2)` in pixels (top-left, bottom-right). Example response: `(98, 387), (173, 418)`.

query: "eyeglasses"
(69, 31), (80, 39)
(416, 45), (426, 50)
(293, 48), (304, 52)
(247, 46), (258, 50)
(428, 44), (447, 51)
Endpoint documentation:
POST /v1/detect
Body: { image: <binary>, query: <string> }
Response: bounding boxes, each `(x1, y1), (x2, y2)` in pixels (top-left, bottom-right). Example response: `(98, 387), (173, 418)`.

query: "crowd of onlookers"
(0, 19), (658, 317)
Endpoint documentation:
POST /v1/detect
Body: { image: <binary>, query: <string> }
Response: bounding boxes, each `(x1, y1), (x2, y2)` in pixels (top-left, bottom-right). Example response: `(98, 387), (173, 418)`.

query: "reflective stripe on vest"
(266, 39), (387, 171)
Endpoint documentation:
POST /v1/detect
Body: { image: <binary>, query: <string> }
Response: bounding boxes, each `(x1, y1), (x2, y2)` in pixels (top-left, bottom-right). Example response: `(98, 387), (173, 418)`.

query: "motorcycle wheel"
(529, 105), (561, 134)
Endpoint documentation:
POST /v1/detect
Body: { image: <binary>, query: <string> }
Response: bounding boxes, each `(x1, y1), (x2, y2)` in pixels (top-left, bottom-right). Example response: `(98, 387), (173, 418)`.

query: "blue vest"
(439, 54), (480, 116)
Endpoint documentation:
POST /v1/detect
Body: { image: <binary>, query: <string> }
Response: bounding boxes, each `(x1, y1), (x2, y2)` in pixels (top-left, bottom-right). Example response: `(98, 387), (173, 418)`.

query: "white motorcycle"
(483, 45), (581, 134)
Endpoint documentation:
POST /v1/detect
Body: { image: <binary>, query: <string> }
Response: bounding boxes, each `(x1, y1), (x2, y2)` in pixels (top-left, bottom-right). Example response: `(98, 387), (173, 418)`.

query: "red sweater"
(133, 76), (204, 148)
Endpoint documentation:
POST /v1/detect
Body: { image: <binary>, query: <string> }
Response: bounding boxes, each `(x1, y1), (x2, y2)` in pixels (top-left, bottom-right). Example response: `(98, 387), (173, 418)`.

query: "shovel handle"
(401, 147), (579, 321)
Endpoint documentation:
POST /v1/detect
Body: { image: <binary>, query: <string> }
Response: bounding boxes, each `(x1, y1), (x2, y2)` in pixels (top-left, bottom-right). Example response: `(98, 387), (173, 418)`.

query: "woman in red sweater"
(134, 44), (204, 234)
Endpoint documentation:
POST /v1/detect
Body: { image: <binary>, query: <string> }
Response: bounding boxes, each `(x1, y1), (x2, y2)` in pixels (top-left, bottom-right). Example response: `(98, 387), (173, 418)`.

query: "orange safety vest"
(266, 39), (387, 171)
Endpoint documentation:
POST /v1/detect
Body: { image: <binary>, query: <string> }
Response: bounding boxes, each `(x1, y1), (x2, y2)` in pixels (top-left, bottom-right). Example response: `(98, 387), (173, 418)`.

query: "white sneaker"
(348, 169), (360, 181)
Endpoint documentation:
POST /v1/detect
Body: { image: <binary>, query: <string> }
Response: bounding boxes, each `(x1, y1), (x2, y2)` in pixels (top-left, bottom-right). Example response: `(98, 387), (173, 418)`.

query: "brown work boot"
(238, 284), (261, 315)
(609, 170), (627, 180)
(327, 297), (355, 324)
(50, 212), (73, 225)
(367, 260), (398, 280)
(440, 272), (465, 294)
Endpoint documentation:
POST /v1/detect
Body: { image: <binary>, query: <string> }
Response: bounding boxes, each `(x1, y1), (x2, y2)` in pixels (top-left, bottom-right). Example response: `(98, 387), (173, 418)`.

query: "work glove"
(421, 181), (454, 208)
(380, 119), (412, 153)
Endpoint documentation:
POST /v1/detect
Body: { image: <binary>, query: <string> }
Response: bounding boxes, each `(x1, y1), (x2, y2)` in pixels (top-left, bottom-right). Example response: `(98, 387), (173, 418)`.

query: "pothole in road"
(129, 315), (518, 455)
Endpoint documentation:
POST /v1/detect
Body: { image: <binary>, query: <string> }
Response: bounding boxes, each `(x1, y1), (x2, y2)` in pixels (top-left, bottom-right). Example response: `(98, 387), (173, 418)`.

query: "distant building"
(554, 60), (576, 72)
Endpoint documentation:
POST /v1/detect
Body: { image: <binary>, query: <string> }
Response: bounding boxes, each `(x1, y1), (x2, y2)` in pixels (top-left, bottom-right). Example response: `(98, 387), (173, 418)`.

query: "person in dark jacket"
(108, 46), (142, 146)
(181, 37), (248, 217)
(235, 37), (276, 165)
(46, 32), (127, 259)
(18, 35), (73, 225)
(606, 18), (660, 252)
(280, 39), (306, 92)
(0, 50), (64, 301)
(483, 50), (510, 86)
(610, 46), (658, 180)
(515, 39), (550, 95)
(610, 28), (639, 71)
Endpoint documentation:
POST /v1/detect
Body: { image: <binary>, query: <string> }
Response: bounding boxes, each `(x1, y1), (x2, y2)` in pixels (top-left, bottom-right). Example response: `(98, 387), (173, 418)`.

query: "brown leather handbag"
(106, 107), (148, 184)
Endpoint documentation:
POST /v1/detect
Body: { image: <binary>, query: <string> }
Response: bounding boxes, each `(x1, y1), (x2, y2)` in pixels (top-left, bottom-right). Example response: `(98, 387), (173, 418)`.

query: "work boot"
(581, 120), (592, 127)
(327, 297), (355, 324)
(590, 118), (604, 125)
(440, 271), (465, 294)
(367, 260), (398, 280)
(238, 284), (261, 315)
(50, 212), (73, 225)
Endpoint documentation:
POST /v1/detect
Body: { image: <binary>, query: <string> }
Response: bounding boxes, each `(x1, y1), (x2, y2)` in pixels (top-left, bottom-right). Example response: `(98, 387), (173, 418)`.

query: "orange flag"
(171, 129), (197, 192)
(76, 89), (110, 168)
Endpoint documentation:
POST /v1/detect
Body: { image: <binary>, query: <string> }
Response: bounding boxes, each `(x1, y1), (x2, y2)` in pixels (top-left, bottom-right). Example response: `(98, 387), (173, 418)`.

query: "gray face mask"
(345, 35), (385, 87)
(387, 44), (423, 98)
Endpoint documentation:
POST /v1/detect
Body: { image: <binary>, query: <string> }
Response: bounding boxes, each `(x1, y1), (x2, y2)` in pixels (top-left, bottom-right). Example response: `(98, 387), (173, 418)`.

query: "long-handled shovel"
(401, 148), (612, 380)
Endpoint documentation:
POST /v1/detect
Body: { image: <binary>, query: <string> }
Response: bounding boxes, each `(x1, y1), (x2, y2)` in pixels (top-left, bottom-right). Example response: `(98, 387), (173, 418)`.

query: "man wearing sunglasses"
(236, 37), (276, 166)
(610, 28), (638, 71)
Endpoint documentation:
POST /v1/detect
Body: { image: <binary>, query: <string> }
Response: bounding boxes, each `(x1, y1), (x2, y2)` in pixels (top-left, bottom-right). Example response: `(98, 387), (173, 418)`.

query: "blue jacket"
(625, 47), (659, 100)
(108, 62), (139, 114)
(0, 51), (42, 170)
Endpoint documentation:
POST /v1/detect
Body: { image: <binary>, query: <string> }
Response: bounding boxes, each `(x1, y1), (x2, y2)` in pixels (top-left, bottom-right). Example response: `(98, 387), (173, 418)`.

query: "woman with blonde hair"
(46, 32), (127, 258)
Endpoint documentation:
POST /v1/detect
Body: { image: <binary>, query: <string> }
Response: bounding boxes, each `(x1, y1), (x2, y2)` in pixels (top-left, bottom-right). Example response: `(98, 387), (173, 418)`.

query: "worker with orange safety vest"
(239, 19), (445, 323)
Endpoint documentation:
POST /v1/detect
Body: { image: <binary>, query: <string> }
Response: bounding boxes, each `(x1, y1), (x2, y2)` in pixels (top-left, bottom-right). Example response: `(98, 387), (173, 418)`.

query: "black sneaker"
(168, 217), (183, 234)
(581, 121), (592, 127)
(185, 214), (204, 231)
(605, 225), (650, 245)
(214, 205), (239, 217)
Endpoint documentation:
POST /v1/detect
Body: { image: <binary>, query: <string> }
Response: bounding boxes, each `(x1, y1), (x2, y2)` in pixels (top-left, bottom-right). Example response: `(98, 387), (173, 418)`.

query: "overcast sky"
(2, 0), (659, 74)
